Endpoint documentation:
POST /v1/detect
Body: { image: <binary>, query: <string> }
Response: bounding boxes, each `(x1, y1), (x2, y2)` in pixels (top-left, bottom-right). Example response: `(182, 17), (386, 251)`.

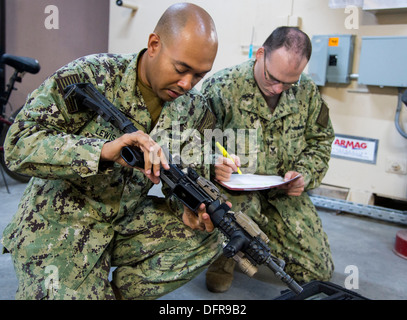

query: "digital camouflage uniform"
(202, 59), (335, 282)
(1, 50), (223, 300)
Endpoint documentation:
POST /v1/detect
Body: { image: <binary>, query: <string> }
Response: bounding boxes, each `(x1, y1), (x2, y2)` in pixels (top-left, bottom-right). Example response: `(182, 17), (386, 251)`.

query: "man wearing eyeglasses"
(202, 27), (335, 293)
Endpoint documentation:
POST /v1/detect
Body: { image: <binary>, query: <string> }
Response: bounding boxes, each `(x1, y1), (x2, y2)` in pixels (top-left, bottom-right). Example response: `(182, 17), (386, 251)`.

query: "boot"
(206, 255), (236, 293)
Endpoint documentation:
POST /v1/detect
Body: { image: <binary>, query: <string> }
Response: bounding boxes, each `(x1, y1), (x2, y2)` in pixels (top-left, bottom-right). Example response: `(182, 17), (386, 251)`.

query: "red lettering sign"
(334, 139), (367, 150)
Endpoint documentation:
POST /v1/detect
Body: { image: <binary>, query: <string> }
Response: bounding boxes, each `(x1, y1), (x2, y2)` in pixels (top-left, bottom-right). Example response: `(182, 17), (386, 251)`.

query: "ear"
(147, 33), (161, 57)
(256, 46), (265, 61)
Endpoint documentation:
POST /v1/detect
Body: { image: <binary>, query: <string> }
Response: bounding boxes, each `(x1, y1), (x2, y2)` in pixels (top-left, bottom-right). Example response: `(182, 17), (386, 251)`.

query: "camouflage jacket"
(202, 59), (334, 190)
(2, 50), (215, 290)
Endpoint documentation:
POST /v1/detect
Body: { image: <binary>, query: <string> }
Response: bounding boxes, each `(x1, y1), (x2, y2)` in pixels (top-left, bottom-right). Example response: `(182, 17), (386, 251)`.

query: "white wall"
(109, 0), (407, 203)
(109, 0), (300, 78)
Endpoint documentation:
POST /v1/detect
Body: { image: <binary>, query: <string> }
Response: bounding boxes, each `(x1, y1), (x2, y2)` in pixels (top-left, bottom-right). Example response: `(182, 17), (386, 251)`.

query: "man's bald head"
(154, 3), (218, 48)
(140, 3), (218, 101)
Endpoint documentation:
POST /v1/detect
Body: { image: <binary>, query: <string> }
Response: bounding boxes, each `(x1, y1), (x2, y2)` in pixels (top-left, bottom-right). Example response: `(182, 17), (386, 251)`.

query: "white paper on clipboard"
(216, 174), (301, 191)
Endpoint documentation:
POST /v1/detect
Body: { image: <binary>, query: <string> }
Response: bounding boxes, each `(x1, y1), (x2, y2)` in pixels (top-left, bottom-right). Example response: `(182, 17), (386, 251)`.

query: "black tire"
(0, 107), (31, 183)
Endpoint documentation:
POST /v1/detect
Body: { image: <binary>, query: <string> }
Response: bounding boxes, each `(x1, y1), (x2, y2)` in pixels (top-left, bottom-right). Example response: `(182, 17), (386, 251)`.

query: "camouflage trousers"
(6, 197), (223, 300)
(220, 187), (334, 283)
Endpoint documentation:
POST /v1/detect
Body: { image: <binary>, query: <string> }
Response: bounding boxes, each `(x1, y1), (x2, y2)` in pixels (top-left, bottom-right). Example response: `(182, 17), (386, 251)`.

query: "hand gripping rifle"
(64, 83), (303, 295)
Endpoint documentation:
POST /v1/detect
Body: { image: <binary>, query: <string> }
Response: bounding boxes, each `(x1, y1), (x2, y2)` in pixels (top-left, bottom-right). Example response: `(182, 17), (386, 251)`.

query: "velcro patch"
(197, 109), (216, 137)
(56, 74), (81, 113)
(317, 101), (329, 128)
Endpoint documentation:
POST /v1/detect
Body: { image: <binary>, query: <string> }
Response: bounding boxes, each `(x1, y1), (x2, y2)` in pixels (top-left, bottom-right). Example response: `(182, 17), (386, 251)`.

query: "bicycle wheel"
(0, 108), (32, 183)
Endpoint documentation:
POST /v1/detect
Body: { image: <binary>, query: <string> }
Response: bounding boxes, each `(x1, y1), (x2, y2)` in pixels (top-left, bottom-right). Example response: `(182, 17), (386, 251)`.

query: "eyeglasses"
(263, 49), (301, 89)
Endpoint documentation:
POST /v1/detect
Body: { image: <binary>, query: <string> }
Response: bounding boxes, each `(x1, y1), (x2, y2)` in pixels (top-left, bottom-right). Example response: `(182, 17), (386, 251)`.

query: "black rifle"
(63, 83), (303, 295)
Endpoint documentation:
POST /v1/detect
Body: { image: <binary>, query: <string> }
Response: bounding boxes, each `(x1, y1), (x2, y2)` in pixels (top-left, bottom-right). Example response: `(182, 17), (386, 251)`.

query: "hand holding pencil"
(215, 142), (242, 181)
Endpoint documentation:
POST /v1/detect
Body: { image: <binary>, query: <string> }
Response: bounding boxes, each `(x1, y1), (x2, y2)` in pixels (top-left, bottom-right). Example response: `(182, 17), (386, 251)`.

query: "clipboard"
(215, 174), (301, 191)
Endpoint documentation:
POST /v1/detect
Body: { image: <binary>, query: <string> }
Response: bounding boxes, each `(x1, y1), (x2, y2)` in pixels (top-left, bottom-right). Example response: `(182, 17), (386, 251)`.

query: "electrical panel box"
(308, 35), (355, 86)
(358, 36), (407, 88)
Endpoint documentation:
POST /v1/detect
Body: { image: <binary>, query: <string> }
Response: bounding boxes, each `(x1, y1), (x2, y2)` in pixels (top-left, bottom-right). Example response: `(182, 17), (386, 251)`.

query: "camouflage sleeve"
(4, 61), (107, 180)
(201, 78), (226, 130)
(294, 82), (335, 191)
(201, 78), (228, 179)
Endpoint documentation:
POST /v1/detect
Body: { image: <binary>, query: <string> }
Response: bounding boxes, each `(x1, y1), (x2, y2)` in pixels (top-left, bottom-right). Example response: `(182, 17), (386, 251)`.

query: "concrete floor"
(1, 174), (406, 300)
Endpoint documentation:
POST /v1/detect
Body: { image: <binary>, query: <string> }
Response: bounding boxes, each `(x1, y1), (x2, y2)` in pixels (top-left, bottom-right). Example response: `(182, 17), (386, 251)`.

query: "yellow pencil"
(215, 142), (242, 174)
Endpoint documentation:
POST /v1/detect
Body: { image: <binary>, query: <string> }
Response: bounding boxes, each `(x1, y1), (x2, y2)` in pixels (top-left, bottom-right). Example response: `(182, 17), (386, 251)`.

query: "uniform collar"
(115, 49), (154, 132)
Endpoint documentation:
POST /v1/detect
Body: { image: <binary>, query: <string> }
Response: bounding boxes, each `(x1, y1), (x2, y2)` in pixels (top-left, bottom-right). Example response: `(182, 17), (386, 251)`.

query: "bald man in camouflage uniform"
(1, 3), (224, 300)
(202, 27), (334, 293)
